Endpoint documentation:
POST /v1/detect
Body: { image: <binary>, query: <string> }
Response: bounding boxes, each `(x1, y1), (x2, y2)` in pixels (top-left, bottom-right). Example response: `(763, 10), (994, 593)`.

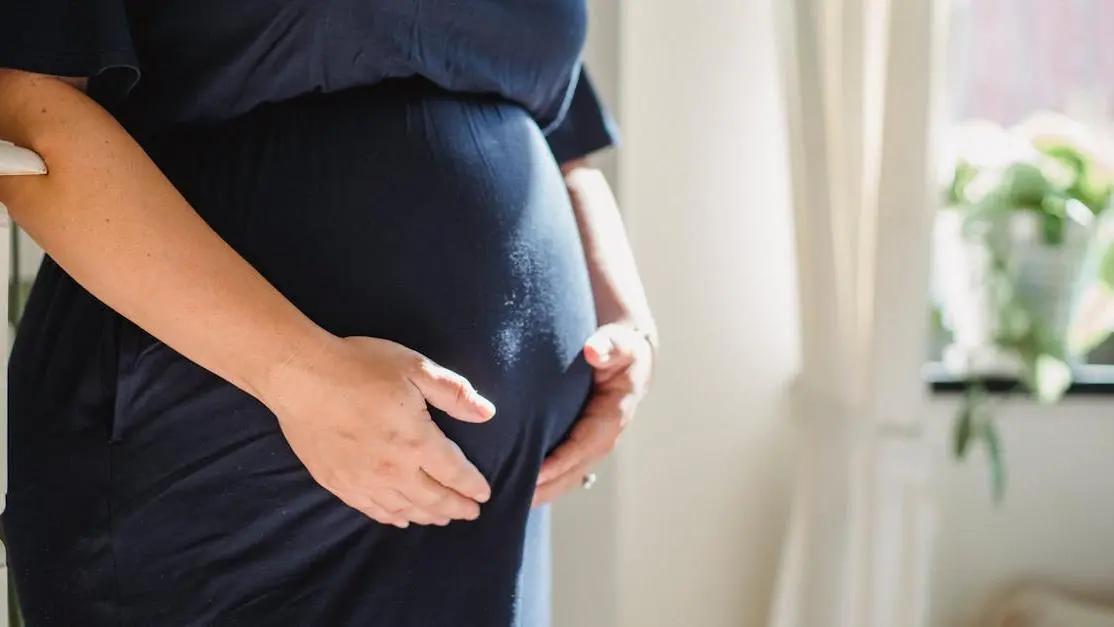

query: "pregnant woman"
(0, 1), (656, 625)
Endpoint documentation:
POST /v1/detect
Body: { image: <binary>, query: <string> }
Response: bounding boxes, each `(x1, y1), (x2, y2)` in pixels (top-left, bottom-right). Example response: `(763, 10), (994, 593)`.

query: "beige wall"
(615, 0), (797, 623)
(929, 398), (1114, 627)
(553, 1), (798, 626)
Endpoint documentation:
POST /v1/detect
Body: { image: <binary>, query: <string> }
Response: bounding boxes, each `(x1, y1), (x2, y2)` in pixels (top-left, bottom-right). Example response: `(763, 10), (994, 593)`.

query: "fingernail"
(475, 396), (496, 418)
(475, 490), (491, 503)
(396, 521), (410, 529)
(585, 334), (612, 356)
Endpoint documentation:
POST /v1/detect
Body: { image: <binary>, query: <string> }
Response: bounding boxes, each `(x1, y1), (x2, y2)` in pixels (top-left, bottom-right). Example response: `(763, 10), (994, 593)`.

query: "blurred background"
(8, 1), (1114, 626)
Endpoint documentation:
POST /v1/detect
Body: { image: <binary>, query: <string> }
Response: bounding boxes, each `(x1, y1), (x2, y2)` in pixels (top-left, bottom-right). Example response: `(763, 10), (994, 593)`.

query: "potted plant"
(935, 113), (1114, 499)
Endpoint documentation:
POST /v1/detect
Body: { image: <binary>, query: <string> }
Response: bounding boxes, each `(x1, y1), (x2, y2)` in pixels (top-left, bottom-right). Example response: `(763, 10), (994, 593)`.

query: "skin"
(0, 68), (654, 525)
(534, 162), (656, 505)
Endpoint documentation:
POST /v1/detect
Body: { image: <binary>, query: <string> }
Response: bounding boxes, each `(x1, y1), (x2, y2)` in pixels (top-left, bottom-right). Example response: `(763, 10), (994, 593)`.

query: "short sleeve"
(0, 0), (140, 103)
(545, 69), (621, 164)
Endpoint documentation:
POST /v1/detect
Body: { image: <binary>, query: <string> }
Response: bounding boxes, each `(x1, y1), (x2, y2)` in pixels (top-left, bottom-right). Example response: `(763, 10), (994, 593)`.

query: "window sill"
(926, 362), (1114, 395)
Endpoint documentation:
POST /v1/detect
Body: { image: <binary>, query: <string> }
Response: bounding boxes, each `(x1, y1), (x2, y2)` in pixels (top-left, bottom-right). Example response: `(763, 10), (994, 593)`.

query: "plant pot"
(933, 208), (1092, 377)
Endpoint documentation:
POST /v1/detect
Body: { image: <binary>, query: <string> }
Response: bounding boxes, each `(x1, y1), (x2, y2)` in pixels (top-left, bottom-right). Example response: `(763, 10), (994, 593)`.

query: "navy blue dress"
(0, 2), (618, 625)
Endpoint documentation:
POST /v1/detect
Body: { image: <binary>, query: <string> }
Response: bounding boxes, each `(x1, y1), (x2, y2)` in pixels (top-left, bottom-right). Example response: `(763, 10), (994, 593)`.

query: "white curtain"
(768, 1), (949, 627)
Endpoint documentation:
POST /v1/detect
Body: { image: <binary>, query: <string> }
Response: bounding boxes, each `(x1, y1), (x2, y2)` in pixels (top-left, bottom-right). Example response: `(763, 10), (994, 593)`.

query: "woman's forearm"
(562, 160), (656, 336)
(0, 70), (328, 400)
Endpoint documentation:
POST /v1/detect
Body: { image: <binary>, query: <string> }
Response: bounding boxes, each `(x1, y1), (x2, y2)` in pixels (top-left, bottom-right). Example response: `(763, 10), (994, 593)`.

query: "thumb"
(408, 359), (496, 423)
(584, 324), (637, 369)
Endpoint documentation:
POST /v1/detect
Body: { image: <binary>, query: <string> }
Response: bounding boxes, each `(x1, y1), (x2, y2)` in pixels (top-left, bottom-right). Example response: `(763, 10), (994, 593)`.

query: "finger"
(418, 424), (492, 503)
(369, 489), (415, 525)
(536, 429), (593, 486)
(405, 507), (450, 527)
(533, 462), (592, 507)
(373, 488), (448, 526)
(353, 497), (410, 529)
(586, 385), (640, 429)
(536, 398), (623, 485)
(382, 491), (447, 526)
(584, 324), (641, 370)
(408, 359), (496, 423)
(401, 469), (482, 521)
(583, 329), (616, 367)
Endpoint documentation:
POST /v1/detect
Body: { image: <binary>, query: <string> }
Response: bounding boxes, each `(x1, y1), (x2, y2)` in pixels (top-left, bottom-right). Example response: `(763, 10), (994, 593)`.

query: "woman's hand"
(262, 335), (497, 528)
(546, 158), (656, 506)
(533, 322), (654, 506)
(0, 74), (494, 530)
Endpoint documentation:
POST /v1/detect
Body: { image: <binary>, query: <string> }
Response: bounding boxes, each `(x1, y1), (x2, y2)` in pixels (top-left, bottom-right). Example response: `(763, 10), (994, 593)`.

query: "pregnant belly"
(144, 80), (597, 475)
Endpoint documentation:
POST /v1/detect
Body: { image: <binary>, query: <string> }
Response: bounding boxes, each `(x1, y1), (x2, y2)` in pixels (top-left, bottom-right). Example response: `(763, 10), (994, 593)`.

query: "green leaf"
(1041, 144), (1087, 181)
(981, 417), (1007, 503)
(947, 159), (981, 206)
(1040, 206), (1066, 245)
(1099, 239), (1114, 292)
(954, 385), (978, 459)
(961, 195), (1013, 236)
(1040, 143), (1114, 215)
(1002, 162), (1054, 209)
(954, 385), (1007, 502)
(1038, 192), (1072, 245)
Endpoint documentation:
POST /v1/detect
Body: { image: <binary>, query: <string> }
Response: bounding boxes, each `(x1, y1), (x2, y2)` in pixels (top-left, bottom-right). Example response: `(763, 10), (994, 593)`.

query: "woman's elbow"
(0, 68), (86, 92)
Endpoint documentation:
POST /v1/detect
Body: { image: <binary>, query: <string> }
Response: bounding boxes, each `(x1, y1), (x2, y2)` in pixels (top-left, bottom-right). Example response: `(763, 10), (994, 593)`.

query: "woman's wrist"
(245, 321), (341, 409)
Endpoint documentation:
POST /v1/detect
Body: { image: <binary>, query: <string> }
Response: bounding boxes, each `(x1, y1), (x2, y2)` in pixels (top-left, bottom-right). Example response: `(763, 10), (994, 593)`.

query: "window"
(949, 0), (1114, 127)
(930, 0), (1114, 374)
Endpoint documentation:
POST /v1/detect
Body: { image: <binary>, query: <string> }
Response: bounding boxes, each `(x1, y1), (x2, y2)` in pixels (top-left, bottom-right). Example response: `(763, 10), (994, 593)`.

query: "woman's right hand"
(0, 73), (493, 528)
(259, 334), (496, 529)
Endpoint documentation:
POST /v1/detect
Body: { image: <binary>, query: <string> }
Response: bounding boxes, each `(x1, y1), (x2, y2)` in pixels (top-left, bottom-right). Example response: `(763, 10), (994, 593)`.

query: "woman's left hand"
(533, 321), (654, 506)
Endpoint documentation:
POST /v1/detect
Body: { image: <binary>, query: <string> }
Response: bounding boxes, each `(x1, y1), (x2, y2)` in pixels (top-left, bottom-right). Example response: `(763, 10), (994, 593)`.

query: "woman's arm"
(534, 159), (656, 504)
(562, 159), (656, 337)
(0, 69), (494, 526)
(0, 69), (319, 396)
